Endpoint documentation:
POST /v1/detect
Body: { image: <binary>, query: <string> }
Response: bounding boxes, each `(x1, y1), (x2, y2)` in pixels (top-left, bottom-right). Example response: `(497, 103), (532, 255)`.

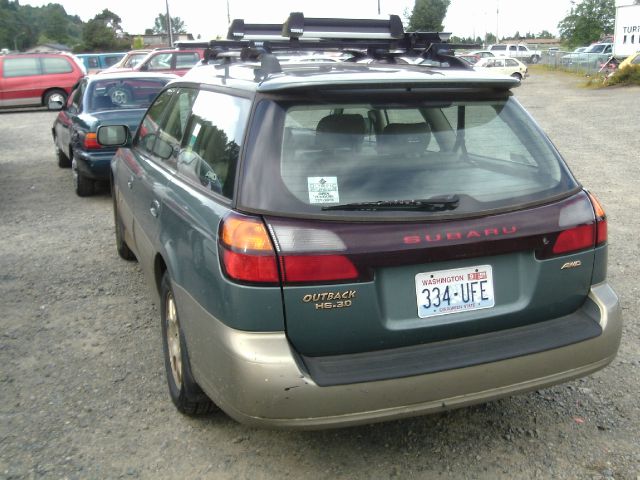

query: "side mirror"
(97, 125), (131, 147)
(48, 99), (64, 111)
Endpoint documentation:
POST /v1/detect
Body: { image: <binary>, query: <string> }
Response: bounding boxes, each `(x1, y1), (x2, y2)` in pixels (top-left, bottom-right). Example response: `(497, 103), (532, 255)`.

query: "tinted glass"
(3, 58), (40, 77)
(87, 77), (171, 111)
(137, 88), (176, 154)
(177, 90), (250, 198)
(42, 57), (73, 74)
(144, 88), (197, 166)
(239, 95), (577, 218)
(492, 45), (506, 51)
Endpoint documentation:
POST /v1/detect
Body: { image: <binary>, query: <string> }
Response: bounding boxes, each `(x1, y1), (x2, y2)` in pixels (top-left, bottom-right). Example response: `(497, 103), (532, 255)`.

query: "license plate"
(415, 265), (495, 319)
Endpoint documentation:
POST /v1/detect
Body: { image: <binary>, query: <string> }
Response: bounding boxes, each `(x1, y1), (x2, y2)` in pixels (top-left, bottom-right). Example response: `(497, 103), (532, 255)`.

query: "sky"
(20, 0), (575, 40)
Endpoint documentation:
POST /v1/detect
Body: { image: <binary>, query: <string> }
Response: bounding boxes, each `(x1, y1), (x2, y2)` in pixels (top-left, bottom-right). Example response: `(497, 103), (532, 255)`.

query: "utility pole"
(496, 0), (499, 42)
(166, 0), (174, 47)
(377, 0), (381, 15)
(227, 0), (231, 24)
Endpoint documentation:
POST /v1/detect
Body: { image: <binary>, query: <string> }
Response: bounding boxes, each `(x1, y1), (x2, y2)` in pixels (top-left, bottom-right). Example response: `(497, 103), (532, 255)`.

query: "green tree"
(558, 0), (615, 48)
(407, 0), (451, 32)
(1, 1), (83, 51)
(80, 9), (129, 52)
(151, 13), (186, 34)
(537, 30), (554, 39)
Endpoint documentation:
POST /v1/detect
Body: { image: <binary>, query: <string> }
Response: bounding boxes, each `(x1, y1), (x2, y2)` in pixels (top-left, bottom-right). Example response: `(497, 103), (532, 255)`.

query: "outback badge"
(302, 290), (356, 310)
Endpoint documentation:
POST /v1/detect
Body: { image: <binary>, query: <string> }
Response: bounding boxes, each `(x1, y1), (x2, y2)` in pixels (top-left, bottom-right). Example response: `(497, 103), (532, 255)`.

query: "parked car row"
(560, 43), (614, 68)
(0, 47), (206, 111)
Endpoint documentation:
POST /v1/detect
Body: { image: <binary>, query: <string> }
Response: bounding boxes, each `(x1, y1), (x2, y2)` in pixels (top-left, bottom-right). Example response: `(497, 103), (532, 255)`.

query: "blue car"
(51, 72), (177, 196)
(76, 52), (126, 74)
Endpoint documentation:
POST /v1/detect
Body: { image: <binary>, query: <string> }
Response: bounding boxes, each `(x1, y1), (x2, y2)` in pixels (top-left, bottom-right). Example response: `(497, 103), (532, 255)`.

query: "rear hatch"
(234, 86), (606, 358)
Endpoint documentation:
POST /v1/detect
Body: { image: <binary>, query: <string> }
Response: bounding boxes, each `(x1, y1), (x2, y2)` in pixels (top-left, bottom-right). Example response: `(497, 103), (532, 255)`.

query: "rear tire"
(72, 155), (94, 197)
(160, 272), (216, 415)
(511, 72), (523, 81)
(55, 140), (71, 168)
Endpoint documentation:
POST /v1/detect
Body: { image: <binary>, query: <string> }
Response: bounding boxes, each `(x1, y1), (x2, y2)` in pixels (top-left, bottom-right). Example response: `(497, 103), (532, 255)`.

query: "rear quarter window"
(177, 90), (251, 198)
(42, 57), (73, 74)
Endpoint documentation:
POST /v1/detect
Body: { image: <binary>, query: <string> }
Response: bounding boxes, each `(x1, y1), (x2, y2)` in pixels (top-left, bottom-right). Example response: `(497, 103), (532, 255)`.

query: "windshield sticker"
(308, 177), (339, 204)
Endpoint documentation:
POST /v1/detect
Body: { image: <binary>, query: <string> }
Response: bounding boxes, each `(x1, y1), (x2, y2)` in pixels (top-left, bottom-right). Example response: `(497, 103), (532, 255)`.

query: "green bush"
(607, 65), (640, 86)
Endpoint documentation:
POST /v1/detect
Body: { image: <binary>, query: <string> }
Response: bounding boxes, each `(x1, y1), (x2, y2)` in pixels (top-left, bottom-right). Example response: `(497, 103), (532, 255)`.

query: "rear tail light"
(544, 191), (607, 257)
(552, 224), (595, 255)
(219, 213), (279, 284)
(83, 132), (102, 150)
(587, 192), (607, 246)
(219, 213), (360, 285)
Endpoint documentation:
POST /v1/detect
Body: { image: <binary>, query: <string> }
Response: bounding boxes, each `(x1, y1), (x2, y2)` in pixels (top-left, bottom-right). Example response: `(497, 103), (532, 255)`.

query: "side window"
(137, 88), (176, 155)
(506, 59), (519, 67)
(42, 57), (73, 74)
(509, 45), (517, 52)
(68, 80), (85, 112)
(147, 53), (172, 71)
(104, 55), (122, 67)
(151, 88), (198, 167)
(3, 58), (40, 77)
(175, 53), (199, 68)
(177, 90), (251, 198)
(518, 46), (527, 52)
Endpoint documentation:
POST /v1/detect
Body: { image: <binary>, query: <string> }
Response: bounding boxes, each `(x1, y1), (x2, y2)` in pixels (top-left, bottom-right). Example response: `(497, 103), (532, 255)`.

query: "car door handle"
(127, 175), (134, 189)
(150, 200), (160, 218)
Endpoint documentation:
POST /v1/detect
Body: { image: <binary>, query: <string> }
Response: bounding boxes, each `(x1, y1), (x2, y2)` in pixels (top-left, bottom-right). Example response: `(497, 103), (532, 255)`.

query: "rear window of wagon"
(238, 93), (578, 219)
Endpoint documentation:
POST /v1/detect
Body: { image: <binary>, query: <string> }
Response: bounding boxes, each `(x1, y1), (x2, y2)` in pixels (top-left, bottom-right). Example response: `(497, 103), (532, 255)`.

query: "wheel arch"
(154, 254), (168, 297)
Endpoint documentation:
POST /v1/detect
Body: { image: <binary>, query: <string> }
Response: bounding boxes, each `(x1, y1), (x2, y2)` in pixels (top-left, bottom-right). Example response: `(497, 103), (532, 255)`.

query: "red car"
(0, 52), (86, 109)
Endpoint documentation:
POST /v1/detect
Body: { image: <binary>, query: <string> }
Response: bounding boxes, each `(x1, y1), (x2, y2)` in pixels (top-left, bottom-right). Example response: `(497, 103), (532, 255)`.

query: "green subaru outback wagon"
(98, 16), (621, 429)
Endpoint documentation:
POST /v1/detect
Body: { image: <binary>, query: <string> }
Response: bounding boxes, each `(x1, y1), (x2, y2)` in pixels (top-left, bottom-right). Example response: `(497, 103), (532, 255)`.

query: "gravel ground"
(0, 70), (638, 480)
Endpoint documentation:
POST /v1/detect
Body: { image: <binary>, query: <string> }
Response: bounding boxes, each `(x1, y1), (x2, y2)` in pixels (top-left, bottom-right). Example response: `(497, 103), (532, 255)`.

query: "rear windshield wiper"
(322, 195), (459, 212)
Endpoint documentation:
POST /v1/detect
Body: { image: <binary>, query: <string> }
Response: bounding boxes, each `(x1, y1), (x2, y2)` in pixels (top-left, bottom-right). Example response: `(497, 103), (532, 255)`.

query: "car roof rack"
(199, 13), (478, 73)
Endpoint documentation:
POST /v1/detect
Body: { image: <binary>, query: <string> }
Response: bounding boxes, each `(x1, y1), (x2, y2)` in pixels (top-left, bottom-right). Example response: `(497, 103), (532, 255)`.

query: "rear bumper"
(74, 149), (115, 180)
(178, 282), (621, 429)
